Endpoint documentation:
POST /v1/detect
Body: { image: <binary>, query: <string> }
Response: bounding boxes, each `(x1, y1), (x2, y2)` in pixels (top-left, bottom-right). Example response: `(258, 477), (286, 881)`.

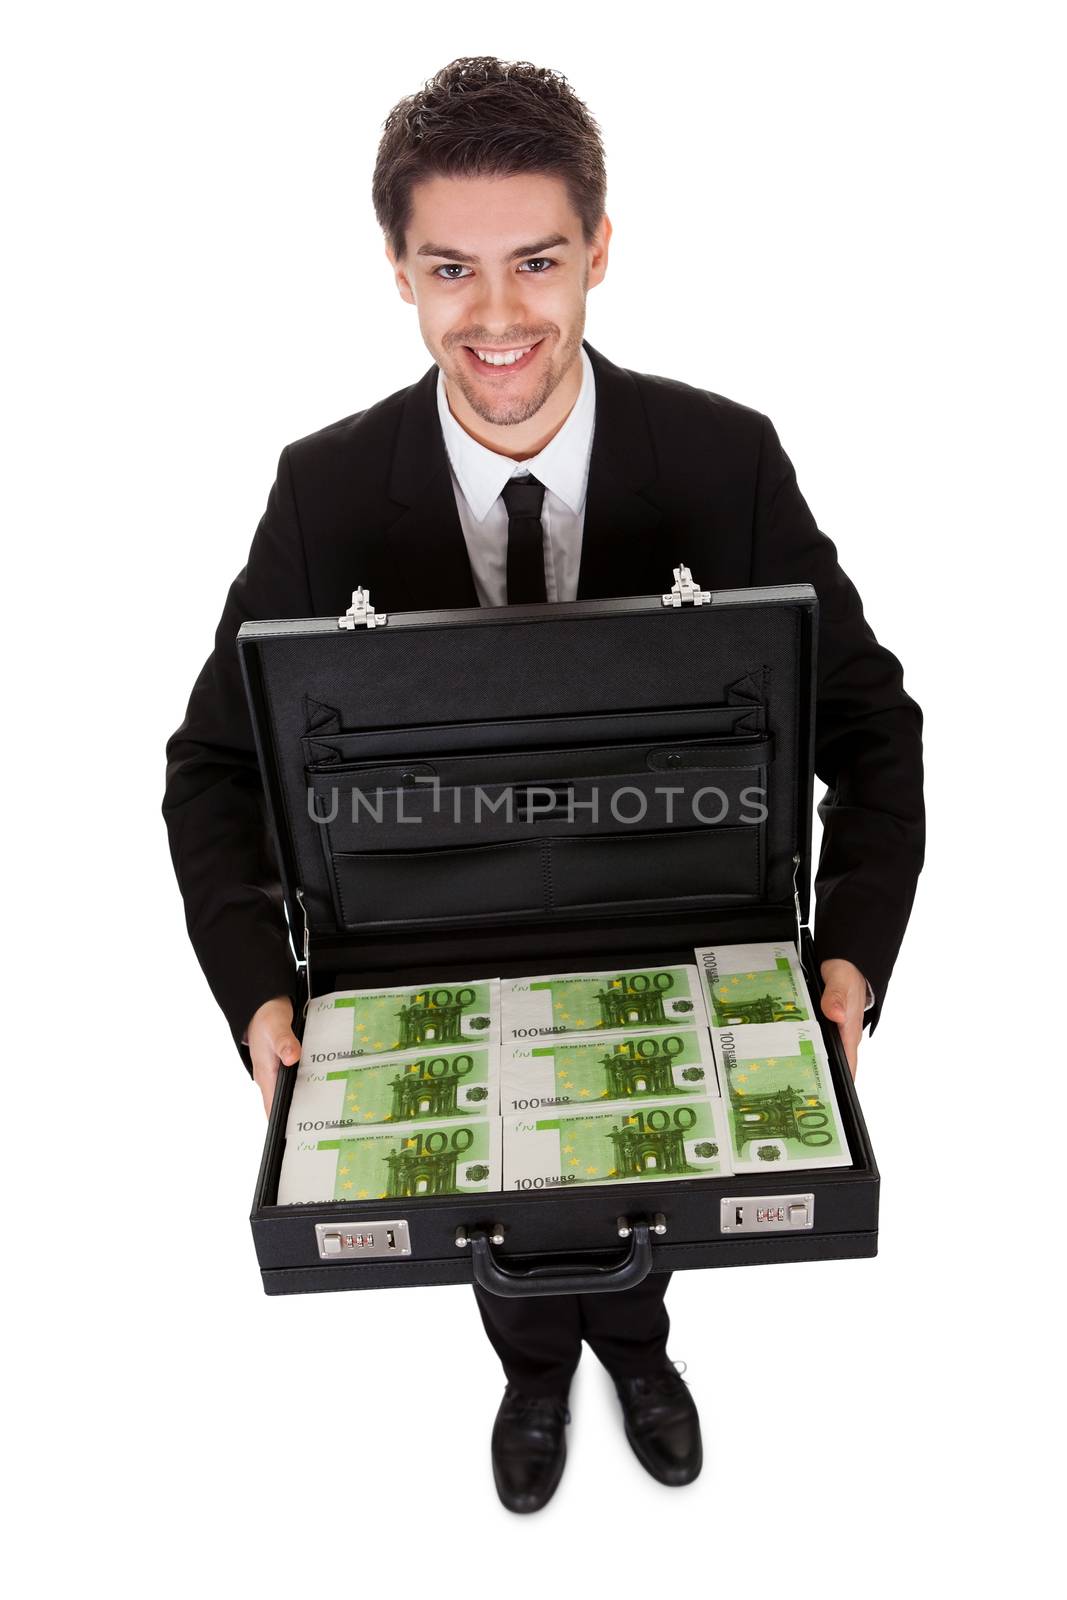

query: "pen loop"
(295, 887), (312, 1020)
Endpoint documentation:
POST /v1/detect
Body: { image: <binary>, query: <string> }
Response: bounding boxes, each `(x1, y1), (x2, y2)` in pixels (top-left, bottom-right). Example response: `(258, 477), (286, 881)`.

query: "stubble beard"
(447, 320), (585, 427)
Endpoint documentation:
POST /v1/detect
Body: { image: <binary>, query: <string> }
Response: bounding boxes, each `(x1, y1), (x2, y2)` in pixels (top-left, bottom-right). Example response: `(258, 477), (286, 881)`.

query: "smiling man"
(163, 56), (925, 1514)
(398, 172), (593, 456)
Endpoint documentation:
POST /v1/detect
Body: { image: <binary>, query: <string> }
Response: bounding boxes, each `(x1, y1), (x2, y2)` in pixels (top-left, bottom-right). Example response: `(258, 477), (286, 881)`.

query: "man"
(163, 56), (925, 1514)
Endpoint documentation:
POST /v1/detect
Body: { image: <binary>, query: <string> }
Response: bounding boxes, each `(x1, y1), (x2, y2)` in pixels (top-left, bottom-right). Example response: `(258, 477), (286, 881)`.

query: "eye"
(434, 264), (472, 280)
(520, 258), (556, 273)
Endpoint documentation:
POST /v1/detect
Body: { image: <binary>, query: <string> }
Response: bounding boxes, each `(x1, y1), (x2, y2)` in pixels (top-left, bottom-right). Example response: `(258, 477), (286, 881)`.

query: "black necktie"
(501, 472), (547, 603)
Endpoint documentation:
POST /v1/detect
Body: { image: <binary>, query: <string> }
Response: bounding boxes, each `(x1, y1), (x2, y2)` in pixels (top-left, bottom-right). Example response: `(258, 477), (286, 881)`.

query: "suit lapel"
(575, 341), (664, 599)
(368, 338), (664, 611)
(366, 361), (480, 611)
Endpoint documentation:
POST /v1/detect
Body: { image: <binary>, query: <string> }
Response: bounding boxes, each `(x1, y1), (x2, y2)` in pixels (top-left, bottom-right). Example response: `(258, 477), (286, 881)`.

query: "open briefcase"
(239, 568), (879, 1297)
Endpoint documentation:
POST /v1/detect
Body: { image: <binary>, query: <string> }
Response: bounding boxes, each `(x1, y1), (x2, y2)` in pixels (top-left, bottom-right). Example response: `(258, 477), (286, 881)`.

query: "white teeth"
(473, 345), (533, 366)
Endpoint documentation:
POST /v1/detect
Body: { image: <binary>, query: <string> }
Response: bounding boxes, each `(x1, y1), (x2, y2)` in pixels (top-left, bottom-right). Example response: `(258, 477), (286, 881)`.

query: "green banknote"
(501, 1027), (719, 1112)
(714, 1022), (851, 1171)
(694, 942), (813, 1028)
(301, 979), (500, 1063)
(277, 1116), (501, 1205)
(501, 966), (707, 1043)
(502, 1096), (729, 1190)
(286, 1042), (499, 1137)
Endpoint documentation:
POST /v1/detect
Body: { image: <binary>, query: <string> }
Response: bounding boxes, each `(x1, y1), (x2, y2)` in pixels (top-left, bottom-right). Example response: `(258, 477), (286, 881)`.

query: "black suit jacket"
(163, 339), (924, 1071)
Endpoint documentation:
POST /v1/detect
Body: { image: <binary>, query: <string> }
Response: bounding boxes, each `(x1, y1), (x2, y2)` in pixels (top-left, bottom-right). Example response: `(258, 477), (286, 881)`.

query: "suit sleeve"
(749, 415), (925, 1033)
(162, 446), (312, 1073)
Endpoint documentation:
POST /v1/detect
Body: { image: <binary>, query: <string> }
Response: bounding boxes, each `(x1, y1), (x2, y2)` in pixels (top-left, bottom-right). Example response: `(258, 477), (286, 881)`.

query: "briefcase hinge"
(661, 564), (711, 607)
(338, 585), (388, 630)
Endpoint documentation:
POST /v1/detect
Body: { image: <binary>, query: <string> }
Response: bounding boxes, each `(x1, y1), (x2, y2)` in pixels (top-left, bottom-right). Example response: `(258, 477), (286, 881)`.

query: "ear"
(587, 213), (612, 290)
(384, 242), (416, 306)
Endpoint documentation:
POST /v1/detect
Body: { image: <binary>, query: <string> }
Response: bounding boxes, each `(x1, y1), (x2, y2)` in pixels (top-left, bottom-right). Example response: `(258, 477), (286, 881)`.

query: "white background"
(5, 3), (1061, 1593)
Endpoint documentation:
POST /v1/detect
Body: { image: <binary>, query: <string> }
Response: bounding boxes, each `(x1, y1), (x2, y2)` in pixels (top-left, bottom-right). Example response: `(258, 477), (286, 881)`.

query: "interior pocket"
(308, 742), (771, 856)
(326, 823), (762, 930)
(329, 837), (549, 927)
(313, 711), (773, 931)
(548, 823), (762, 910)
(303, 702), (765, 769)
(307, 733), (772, 784)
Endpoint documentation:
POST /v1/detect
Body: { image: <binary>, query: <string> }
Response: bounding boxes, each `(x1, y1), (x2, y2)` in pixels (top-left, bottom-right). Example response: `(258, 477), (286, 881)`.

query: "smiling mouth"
(461, 338), (545, 374)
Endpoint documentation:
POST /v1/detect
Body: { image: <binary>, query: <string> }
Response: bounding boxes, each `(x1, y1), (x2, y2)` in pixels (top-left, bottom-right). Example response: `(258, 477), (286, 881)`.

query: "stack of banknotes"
(276, 944), (851, 1205)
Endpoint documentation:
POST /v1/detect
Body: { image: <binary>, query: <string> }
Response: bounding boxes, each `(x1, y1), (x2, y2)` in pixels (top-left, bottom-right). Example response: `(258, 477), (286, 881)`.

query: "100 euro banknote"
(713, 1022), (851, 1172)
(501, 1027), (719, 1112)
(277, 1116), (501, 1205)
(300, 979), (500, 1064)
(286, 1042), (499, 1137)
(502, 1096), (730, 1191)
(501, 966), (707, 1043)
(694, 942), (814, 1029)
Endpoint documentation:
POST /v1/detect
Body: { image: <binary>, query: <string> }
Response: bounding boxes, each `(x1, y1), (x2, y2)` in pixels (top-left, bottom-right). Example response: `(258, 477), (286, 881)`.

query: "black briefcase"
(239, 569), (879, 1297)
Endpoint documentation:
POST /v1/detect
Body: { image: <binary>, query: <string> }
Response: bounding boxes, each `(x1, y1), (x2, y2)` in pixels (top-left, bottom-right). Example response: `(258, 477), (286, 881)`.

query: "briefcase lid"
(237, 573), (818, 958)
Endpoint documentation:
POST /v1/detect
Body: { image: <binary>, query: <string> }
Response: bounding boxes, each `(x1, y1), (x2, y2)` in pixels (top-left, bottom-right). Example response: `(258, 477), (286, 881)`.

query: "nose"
(471, 268), (528, 339)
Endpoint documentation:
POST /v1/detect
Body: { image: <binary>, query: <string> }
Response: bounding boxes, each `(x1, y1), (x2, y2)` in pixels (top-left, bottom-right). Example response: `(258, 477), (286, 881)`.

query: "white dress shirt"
(435, 342), (596, 607)
(433, 344), (874, 1016)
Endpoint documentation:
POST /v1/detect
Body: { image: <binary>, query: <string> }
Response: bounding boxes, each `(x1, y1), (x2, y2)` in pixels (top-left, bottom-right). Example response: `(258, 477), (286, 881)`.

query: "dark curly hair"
(372, 56), (607, 262)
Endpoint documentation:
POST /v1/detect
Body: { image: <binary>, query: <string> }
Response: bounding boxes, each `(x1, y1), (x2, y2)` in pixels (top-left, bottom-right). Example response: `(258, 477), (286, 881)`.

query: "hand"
(247, 995), (301, 1117)
(819, 959), (866, 1079)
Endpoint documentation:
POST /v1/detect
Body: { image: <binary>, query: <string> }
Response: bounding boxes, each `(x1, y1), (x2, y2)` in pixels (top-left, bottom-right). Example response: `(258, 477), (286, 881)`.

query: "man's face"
(386, 172), (610, 428)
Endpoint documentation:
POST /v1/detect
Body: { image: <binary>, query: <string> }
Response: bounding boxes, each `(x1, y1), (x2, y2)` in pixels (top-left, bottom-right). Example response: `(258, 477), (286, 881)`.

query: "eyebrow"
(416, 233), (571, 264)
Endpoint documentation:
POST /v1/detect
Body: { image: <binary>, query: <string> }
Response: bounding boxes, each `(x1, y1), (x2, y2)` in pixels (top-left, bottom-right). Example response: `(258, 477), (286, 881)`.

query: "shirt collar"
(436, 343), (596, 523)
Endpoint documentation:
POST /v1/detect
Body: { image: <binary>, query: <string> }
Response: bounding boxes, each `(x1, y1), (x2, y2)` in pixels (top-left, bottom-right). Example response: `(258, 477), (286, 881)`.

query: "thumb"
(821, 987), (848, 1022)
(273, 1028), (302, 1067)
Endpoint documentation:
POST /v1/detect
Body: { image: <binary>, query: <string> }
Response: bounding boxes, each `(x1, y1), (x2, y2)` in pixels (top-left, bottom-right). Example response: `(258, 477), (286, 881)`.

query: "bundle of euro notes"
(276, 948), (852, 1205)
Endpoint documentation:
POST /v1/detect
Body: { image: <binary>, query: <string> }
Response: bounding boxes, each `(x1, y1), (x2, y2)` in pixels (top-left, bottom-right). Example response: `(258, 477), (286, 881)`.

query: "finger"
(822, 985), (862, 1077)
(842, 1017), (861, 1078)
(253, 1045), (280, 1112)
(842, 986), (865, 1075)
(249, 1035), (277, 1108)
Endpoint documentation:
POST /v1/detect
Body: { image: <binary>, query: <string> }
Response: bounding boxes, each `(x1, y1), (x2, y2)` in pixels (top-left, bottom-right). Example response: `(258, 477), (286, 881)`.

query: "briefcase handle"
(464, 1218), (655, 1298)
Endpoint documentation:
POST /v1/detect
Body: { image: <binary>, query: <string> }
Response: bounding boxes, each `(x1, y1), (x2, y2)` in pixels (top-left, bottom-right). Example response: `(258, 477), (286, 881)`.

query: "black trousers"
(472, 1273), (673, 1396)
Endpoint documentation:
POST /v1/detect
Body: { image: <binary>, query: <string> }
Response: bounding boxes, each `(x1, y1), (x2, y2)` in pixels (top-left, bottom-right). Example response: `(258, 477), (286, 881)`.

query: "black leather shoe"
(614, 1360), (702, 1486)
(491, 1384), (571, 1513)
